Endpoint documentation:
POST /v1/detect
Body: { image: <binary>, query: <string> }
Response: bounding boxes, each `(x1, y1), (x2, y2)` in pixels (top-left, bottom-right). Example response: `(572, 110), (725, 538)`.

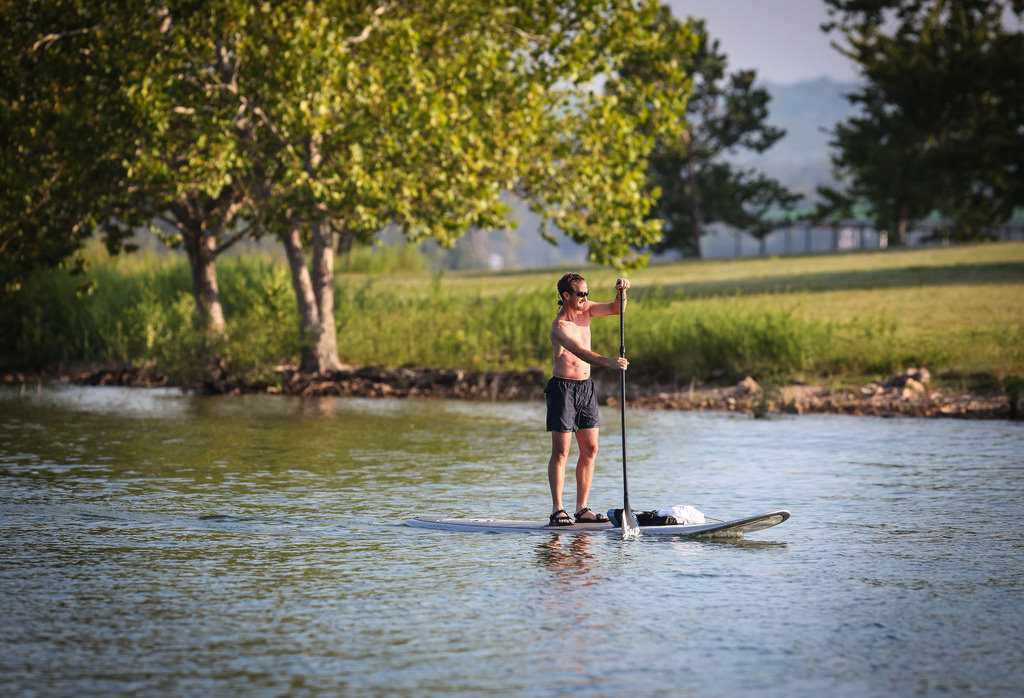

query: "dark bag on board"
(606, 509), (678, 527)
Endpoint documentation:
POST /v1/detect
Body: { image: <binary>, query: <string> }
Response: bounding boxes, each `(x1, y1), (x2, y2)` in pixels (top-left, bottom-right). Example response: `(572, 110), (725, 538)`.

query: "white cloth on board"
(657, 505), (706, 525)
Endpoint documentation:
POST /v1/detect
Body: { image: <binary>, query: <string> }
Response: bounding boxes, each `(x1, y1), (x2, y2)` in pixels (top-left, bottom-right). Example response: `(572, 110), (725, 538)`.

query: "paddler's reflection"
(535, 534), (595, 582)
(298, 397), (338, 417)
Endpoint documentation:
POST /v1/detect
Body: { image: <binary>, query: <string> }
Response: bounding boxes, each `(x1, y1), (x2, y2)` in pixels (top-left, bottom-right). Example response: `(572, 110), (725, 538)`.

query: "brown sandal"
(548, 509), (573, 527)
(574, 507), (609, 523)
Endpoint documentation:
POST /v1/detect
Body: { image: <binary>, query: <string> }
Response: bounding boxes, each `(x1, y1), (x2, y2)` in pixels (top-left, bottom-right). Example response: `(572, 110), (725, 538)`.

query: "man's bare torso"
(551, 309), (592, 380)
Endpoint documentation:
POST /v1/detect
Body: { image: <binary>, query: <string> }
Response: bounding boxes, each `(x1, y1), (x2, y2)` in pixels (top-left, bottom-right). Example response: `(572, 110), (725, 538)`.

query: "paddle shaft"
(619, 288), (630, 511)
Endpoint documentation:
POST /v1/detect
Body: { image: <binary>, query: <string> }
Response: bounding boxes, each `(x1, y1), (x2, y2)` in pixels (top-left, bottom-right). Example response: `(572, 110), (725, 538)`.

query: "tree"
(116, 4), (261, 335)
(0, 1), (141, 297)
(2, 2), (262, 334)
(618, 12), (799, 258)
(221, 0), (694, 371)
(823, 0), (1024, 242)
(5, 1), (695, 374)
(730, 170), (803, 256)
(815, 100), (932, 246)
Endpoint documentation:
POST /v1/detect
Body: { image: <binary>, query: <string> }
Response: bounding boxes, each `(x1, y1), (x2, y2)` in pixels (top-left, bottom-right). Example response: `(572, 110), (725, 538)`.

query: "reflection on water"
(535, 534), (597, 583)
(1, 385), (1023, 695)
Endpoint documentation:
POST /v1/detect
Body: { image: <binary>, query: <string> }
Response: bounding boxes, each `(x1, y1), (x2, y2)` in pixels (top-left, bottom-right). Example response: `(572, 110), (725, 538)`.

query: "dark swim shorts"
(545, 376), (600, 432)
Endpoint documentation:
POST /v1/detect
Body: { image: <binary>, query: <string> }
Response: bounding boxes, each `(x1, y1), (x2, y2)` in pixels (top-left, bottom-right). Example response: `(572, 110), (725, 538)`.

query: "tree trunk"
(336, 227), (356, 263)
(282, 227), (320, 367)
(310, 222), (343, 373)
(184, 231), (226, 334)
(894, 205), (909, 247)
(685, 155), (703, 258)
(282, 226), (343, 373)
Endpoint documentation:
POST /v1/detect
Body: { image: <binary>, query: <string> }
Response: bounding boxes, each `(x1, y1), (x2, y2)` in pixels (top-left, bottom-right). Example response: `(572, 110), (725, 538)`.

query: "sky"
(667, 0), (860, 83)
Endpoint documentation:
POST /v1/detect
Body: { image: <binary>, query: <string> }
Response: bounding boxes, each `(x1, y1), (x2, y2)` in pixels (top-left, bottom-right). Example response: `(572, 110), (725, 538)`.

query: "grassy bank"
(3, 242), (1022, 391)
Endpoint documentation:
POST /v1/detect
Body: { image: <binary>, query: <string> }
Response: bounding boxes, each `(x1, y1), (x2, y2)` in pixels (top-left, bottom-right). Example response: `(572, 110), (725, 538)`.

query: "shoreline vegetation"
(2, 242), (1022, 420)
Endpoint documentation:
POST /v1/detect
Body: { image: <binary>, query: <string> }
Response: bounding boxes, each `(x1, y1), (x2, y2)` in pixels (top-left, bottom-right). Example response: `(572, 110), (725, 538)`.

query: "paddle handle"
(619, 287), (629, 510)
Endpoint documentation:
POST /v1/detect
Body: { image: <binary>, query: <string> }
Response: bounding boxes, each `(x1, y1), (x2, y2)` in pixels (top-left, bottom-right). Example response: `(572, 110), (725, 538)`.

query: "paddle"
(618, 285), (640, 537)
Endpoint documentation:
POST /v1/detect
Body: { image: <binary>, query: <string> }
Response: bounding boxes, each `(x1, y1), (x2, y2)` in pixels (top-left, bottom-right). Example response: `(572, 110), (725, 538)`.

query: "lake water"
(1, 386), (1022, 696)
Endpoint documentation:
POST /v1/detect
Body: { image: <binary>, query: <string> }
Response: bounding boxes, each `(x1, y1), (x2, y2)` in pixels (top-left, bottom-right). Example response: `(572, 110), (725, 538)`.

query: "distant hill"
(731, 77), (861, 197)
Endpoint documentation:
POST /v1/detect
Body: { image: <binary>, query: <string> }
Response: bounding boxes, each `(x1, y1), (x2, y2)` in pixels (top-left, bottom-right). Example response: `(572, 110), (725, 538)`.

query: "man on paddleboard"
(546, 272), (629, 527)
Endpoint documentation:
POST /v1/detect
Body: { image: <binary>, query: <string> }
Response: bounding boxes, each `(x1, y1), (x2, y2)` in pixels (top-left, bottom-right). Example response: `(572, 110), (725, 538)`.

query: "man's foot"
(574, 507), (609, 523)
(549, 509), (574, 527)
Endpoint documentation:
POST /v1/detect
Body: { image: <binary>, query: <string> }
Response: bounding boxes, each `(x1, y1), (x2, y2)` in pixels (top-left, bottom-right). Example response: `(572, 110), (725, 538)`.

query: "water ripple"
(1, 386), (1022, 695)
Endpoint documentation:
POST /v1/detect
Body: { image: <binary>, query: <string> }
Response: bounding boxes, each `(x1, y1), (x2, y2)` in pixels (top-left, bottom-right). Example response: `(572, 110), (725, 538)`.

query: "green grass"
(3, 241), (1022, 390)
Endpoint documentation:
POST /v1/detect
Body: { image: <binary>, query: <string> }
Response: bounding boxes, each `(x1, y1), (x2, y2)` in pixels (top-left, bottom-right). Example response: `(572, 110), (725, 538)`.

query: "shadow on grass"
(632, 261), (1024, 301)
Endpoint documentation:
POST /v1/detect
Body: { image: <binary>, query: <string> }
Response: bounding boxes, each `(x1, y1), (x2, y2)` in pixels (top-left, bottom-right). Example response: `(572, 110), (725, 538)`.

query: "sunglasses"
(572, 291), (589, 298)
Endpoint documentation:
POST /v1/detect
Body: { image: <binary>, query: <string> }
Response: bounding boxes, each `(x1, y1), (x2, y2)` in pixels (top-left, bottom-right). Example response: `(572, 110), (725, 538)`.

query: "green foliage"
(337, 243), (432, 275)
(9, 245), (1021, 389)
(2, 0), (702, 371)
(0, 1), (259, 332)
(8, 0), (699, 265)
(1, 255), (299, 385)
(0, 0), (144, 296)
(822, 0), (1024, 241)
(3, 0), (699, 376)
(616, 12), (801, 258)
(225, 0), (696, 269)
(619, 303), (831, 382)
(334, 282), (554, 370)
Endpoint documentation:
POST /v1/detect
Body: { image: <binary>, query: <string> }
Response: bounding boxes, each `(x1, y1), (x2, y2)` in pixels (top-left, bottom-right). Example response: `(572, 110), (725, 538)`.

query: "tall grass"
(3, 243), (1022, 387)
(2, 255), (300, 385)
(337, 241), (432, 274)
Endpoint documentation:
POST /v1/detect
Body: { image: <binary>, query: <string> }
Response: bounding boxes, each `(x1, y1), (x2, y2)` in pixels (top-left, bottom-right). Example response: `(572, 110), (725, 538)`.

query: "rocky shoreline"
(1, 364), (1018, 420)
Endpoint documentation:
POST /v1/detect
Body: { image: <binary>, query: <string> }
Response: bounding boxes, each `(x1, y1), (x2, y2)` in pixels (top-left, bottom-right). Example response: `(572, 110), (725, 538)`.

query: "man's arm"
(587, 278), (630, 317)
(587, 296), (621, 318)
(551, 322), (627, 370)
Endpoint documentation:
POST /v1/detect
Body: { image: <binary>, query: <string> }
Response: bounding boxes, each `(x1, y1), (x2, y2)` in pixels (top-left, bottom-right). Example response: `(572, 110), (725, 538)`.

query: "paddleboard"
(407, 510), (789, 537)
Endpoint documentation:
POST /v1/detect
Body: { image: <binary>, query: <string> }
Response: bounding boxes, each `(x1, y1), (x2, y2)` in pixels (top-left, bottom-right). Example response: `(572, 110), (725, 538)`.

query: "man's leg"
(574, 427), (599, 514)
(548, 431), (572, 513)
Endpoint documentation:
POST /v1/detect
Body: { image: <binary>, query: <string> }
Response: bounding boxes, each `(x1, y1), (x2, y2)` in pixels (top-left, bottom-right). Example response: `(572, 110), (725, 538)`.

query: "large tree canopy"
(822, 0), (1024, 242)
(0, 1), (144, 296)
(2, 0), (695, 372)
(614, 11), (799, 258)
(215, 1), (693, 261)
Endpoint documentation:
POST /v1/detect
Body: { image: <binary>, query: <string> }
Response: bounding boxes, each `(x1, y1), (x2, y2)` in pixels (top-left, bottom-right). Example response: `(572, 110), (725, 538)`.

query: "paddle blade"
(621, 506), (640, 539)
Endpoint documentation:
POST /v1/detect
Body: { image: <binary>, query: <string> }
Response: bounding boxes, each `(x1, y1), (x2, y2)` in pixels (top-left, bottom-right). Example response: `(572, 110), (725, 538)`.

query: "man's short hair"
(556, 272), (586, 305)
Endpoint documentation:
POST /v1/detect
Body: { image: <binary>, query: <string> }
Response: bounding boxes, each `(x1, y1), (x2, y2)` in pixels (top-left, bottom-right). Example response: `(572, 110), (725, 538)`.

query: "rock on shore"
(0, 364), (1015, 420)
(623, 372), (1009, 420)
